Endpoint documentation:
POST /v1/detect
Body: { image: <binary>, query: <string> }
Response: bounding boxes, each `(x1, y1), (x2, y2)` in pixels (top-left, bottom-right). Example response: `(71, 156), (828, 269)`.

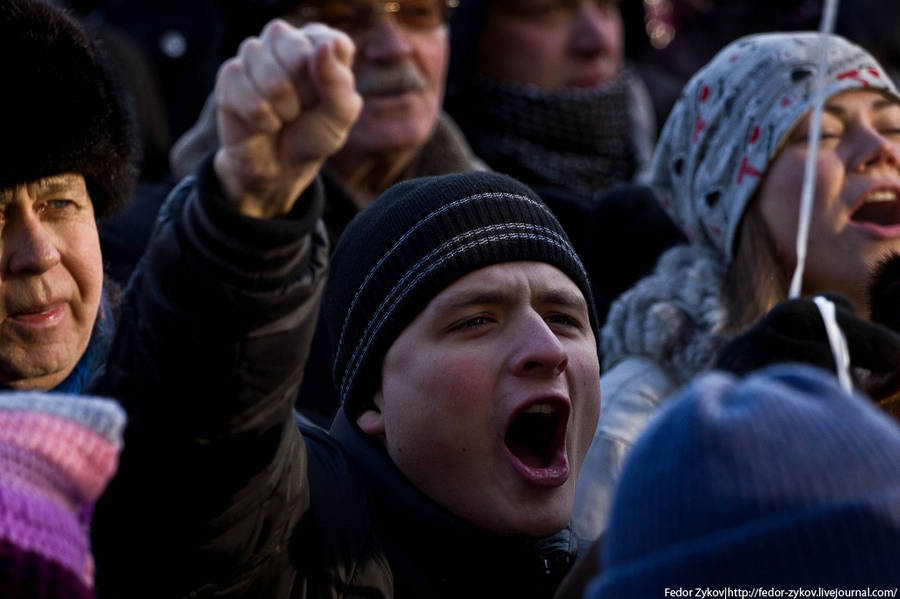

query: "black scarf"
(460, 68), (653, 201)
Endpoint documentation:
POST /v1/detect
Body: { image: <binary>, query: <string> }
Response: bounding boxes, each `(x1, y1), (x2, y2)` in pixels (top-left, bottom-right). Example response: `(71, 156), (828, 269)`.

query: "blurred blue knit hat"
(588, 365), (900, 595)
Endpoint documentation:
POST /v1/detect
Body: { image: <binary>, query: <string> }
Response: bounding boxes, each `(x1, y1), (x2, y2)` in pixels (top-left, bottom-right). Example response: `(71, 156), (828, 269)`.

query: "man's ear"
(356, 389), (386, 437)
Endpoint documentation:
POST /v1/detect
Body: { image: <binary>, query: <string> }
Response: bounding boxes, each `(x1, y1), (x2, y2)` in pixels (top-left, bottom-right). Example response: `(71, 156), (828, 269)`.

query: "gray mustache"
(355, 63), (427, 96)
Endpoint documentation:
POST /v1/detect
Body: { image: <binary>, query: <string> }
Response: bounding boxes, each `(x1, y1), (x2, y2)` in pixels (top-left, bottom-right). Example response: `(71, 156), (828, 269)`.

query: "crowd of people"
(1, 0), (900, 597)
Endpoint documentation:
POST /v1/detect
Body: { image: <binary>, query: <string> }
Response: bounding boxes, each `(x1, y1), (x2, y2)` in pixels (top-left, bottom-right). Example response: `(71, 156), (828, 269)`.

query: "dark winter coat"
(89, 156), (328, 597)
(89, 159), (578, 598)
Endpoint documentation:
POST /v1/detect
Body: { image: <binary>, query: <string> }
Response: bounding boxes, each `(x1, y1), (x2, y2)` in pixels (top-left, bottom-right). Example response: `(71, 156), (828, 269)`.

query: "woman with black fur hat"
(0, 0), (139, 393)
(2, 1), (359, 598)
(0, 0), (361, 597)
(0, 0), (352, 396)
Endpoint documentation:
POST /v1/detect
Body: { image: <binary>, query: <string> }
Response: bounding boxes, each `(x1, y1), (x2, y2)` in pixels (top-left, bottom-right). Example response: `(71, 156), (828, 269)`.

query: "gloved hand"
(868, 252), (900, 418)
(714, 293), (900, 410)
(870, 252), (900, 334)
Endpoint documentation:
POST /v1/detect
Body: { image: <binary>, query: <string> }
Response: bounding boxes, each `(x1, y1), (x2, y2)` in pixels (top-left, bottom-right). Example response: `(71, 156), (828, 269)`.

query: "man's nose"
(570, 1), (619, 57)
(509, 312), (569, 378)
(357, 14), (414, 62)
(4, 212), (61, 275)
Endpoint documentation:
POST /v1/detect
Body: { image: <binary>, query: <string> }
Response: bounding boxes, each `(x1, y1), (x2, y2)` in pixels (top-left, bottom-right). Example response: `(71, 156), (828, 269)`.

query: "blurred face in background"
(287, 0), (450, 155)
(477, 0), (624, 90)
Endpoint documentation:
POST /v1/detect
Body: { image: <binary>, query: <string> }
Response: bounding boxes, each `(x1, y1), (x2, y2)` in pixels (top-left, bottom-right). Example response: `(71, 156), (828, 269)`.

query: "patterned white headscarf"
(652, 32), (899, 262)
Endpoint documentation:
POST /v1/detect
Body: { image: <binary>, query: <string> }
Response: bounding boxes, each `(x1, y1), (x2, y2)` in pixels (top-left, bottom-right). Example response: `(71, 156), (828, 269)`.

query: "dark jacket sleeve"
(90, 156), (330, 598)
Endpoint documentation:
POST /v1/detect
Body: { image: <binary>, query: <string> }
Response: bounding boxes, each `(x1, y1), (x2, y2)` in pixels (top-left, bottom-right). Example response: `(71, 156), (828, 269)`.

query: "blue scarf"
(53, 294), (115, 394)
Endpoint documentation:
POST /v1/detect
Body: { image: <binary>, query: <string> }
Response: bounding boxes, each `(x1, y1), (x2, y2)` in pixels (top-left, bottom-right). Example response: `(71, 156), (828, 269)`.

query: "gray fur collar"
(601, 244), (730, 384)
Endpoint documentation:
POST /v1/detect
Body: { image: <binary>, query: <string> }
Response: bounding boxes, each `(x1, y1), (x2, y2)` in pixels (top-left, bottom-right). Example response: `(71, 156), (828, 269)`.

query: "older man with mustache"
(168, 0), (486, 427)
(172, 0), (483, 243)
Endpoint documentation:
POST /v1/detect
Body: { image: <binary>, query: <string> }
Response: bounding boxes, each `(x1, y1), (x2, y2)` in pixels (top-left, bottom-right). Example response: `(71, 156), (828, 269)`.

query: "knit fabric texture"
(325, 171), (596, 417)
(0, 0), (138, 218)
(587, 365), (900, 593)
(600, 244), (729, 383)
(0, 392), (125, 597)
(461, 68), (655, 200)
(652, 32), (899, 261)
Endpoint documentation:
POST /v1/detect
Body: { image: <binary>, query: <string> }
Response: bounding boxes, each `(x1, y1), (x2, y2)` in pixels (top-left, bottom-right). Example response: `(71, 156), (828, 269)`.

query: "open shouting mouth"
(850, 187), (900, 232)
(503, 397), (571, 487)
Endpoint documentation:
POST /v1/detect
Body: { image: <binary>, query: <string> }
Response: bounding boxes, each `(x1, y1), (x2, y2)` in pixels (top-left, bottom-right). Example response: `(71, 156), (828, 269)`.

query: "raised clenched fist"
(214, 20), (363, 218)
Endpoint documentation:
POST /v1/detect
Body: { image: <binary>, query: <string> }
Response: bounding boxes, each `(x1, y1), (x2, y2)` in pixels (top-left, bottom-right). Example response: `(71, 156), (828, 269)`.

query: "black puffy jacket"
(90, 161), (578, 598)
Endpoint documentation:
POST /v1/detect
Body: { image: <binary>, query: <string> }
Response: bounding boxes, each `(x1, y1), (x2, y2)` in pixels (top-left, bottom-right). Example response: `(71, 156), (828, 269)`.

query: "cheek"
(405, 351), (494, 409)
(781, 153), (848, 248)
(381, 352), (496, 476)
(59, 221), (103, 312)
(570, 351), (601, 455)
(382, 349), (496, 437)
(478, 25), (565, 86)
(756, 155), (805, 252)
(416, 32), (449, 94)
(812, 154), (848, 222)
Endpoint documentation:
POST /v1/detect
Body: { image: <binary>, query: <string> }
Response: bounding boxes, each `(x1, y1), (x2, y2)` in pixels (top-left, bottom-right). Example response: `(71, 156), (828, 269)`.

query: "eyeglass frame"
(294, 0), (460, 30)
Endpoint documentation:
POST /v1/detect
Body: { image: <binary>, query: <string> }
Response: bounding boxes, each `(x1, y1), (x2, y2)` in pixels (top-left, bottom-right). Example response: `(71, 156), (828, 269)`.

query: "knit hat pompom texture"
(588, 365), (900, 594)
(0, 0), (138, 218)
(652, 32), (899, 261)
(325, 172), (597, 417)
(0, 392), (125, 597)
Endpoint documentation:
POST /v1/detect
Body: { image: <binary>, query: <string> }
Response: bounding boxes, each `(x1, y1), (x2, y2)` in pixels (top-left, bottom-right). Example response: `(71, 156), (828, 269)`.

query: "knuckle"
(244, 99), (277, 128)
(264, 79), (296, 106)
(263, 17), (291, 38)
(301, 22), (332, 36)
(217, 58), (244, 80)
(215, 59), (246, 94)
(238, 37), (264, 59)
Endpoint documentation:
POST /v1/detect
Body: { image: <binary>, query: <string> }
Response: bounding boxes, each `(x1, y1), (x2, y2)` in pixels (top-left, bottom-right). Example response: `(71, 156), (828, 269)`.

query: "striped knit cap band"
(325, 171), (596, 418)
(651, 32), (899, 261)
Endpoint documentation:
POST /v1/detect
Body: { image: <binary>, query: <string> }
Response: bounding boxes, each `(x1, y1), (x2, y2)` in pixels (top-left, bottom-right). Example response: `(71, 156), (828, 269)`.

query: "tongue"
(505, 413), (556, 469)
(507, 439), (548, 469)
(852, 201), (900, 226)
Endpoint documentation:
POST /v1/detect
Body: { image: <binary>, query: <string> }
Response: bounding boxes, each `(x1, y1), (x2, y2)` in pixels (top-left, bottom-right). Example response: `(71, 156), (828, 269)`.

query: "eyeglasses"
(293, 0), (458, 33)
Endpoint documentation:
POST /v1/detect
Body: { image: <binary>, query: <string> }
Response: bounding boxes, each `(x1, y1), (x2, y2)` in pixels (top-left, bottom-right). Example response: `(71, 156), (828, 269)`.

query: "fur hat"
(324, 171), (597, 418)
(652, 32), (899, 261)
(587, 365), (900, 593)
(0, 0), (138, 219)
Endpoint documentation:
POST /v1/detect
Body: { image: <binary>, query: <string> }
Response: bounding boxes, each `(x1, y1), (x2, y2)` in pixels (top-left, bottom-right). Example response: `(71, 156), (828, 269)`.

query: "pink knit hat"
(0, 392), (125, 598)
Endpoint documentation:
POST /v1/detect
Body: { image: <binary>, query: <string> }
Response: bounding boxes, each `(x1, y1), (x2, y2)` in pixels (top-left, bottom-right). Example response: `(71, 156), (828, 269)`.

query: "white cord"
(788, 0), (853, 392)
(813, 296), (853, 393)
(789, 0), (839, 299)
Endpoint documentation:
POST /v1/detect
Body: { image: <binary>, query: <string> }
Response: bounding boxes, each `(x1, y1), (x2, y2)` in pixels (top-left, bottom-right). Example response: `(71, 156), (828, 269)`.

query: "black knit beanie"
(0, 0), (138, 219)
(325, 171), (597, 418)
